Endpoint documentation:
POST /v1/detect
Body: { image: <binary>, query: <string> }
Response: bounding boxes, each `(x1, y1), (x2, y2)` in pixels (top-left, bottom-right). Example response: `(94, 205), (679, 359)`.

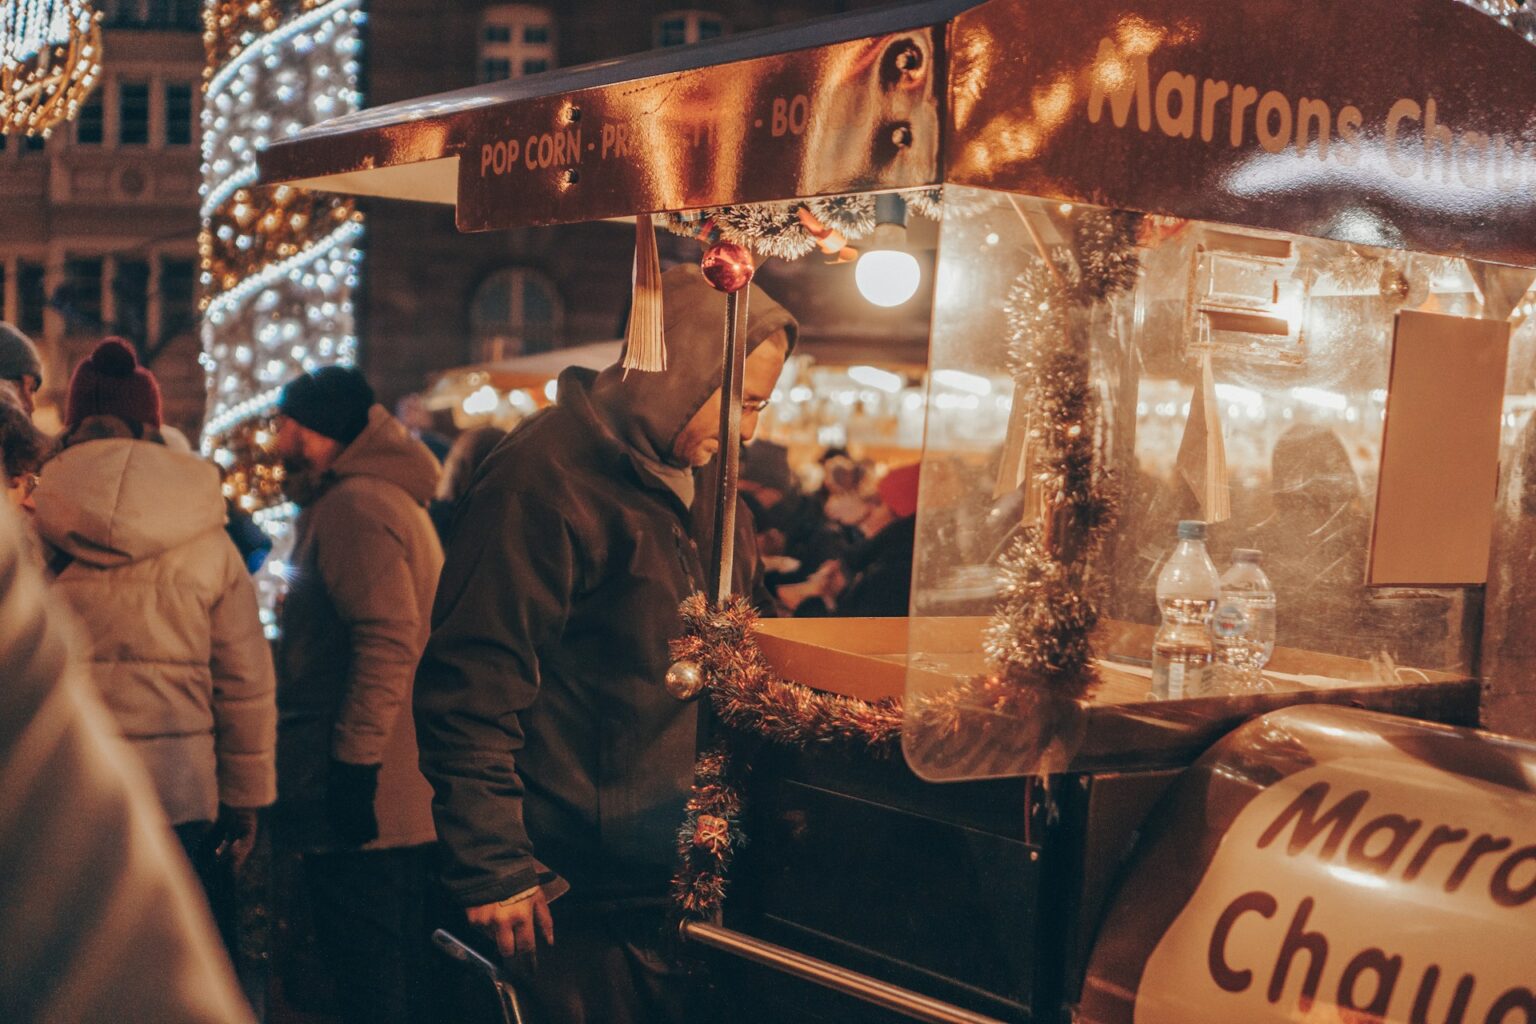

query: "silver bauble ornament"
(664, 659), (706, 700)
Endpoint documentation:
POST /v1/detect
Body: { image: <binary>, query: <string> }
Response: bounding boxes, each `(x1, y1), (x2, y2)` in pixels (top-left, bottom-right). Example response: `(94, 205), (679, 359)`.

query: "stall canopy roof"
(261, 0), (978, 211)
(261, 0), (1536, 266)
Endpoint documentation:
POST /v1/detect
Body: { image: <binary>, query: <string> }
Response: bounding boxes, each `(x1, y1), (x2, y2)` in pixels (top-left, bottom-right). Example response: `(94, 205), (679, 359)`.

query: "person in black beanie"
(270, 365), (448, 1024)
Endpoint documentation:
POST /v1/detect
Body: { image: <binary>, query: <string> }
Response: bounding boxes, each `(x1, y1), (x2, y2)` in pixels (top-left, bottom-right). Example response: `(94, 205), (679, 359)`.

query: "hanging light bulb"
(855, 193), (921, 307)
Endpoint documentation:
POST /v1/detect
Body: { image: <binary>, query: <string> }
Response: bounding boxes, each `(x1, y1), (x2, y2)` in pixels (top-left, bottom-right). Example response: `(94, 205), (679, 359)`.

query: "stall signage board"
(1079, 706), (1536, 1024)
(1369, 311), (1510, 587)
(1133, 759), (1536, 1024)
(455, 29), (943, 231)
(949, 0), (1536, 267)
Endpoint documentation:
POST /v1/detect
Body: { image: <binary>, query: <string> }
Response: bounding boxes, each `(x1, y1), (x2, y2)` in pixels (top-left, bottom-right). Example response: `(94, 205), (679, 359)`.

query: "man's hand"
(466, 886), (555, 967)
(214, 804), (261, 875)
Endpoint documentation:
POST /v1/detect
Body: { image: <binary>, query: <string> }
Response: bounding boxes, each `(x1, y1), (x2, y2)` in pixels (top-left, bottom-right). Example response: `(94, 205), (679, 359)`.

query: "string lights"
(199, 0), (366, 634)
(0, 0), (103, 136)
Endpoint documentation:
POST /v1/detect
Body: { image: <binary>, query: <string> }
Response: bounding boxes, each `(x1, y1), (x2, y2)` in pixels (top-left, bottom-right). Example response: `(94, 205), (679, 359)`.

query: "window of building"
(655, 10), (726, 47)
(479, 5), (555, 83)
(76, 87), (104, 144)
(112, 259), (151, 343)
(104, 0), (199, 29)
(17, 263), (46, 335)
(159, 257), (197, 338)
(164, 82), (194, 146)
(469, 267), (561, 361)
(62, 258), (104, 329)
(119, 82), (150, 145)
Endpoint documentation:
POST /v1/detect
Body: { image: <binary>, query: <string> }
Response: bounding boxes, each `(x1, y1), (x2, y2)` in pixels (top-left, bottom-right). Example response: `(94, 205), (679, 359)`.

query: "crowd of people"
(0, 262), (923, 1024)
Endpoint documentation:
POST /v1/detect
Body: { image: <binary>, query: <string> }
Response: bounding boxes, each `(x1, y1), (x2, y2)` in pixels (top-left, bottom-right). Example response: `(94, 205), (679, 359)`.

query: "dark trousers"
(505, 905), (707, 1024)
(304, 844), (453, 1024)
(174, 820), (269, 1020)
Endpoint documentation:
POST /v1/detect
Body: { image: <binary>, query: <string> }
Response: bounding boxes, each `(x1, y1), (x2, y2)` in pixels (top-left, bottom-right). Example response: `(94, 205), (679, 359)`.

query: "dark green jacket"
(415, 265), (798, 908)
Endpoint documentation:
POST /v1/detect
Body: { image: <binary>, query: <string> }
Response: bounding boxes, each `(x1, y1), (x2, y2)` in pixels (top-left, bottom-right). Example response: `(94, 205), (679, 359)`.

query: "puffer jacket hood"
(330, 405), (439, 506)
(590, 263), (798, 471)
(34, 438), (225, 568)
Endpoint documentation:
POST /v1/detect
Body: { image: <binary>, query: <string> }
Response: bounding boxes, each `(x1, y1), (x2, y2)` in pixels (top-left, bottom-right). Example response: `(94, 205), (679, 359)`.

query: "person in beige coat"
(31, 339), (276, 1011)
(0, 475), (255, 1024)
(272, 365), (445, 1024)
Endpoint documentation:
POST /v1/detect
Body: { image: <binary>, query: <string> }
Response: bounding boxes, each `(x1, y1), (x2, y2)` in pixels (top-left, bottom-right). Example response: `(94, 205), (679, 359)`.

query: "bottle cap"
(1233, 548), (1263, 564)
(1176, 520), (1207, 541)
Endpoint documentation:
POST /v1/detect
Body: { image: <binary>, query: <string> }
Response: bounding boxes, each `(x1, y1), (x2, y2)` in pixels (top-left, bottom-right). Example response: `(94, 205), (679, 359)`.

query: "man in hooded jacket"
(272, 366), (446, 1024)
(414, 263), (797, 1022)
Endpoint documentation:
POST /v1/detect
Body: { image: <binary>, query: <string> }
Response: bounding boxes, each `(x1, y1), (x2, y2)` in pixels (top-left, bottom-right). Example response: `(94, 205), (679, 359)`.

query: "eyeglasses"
(742, 398), (771, 414)
(7, 473), (39, 498)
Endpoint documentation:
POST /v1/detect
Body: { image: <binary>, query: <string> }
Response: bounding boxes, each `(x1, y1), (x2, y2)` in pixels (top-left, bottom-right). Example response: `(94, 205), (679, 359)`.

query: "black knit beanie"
(279, 365), (374, 445)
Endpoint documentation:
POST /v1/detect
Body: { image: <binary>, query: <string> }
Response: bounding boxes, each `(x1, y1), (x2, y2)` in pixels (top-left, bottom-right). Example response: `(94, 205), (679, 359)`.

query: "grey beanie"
(0, 323), (42, 385)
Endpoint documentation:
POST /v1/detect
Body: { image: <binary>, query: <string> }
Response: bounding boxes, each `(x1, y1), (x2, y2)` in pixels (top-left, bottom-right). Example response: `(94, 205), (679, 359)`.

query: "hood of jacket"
(588, 263), (798, 492)
(33, 438), (226, 568)
(324, 405), (439, 506)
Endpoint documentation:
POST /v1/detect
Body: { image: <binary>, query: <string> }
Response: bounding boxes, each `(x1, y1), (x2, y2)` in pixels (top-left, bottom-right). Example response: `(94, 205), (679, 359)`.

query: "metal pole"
(709, 286), (749, 605)
(680, 920), (1008, 1024)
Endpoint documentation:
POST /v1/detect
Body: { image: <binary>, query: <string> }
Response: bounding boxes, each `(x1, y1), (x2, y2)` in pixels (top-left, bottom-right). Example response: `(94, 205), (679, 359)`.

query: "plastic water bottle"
(1150, 520), (1221, 700)
(1213, 549), (1277, 688)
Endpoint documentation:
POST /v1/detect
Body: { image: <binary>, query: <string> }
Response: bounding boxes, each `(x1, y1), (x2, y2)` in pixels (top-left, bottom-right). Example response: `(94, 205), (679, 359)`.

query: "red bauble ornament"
(700, 240), (755, 293)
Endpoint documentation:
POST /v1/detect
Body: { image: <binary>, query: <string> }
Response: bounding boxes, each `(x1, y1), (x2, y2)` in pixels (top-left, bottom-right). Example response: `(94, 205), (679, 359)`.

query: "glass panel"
(903, 185), (1509, 780)
(113, 259), (150, 344)
(159, 258), (196, 337)
(480, 59), (512, 83)
(17, 262), (46, 335)
(658, 18), (687, 47)
(698, 19), (723, 40)
(77, 89), (104, 145)
(522, 59), (548, 75)
(484, 24), (512, 43)
(62, 258), (104, 329)
(119, 82), (150, 146)
(523, 24), (549, 44)
(164, 83), (194, 146)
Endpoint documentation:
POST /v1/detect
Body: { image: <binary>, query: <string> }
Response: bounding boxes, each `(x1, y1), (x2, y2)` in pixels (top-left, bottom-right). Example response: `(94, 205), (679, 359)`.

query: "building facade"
(0, 2), (205, 431)
(359, 0), (916, 409)
(0, 0), (910, 433)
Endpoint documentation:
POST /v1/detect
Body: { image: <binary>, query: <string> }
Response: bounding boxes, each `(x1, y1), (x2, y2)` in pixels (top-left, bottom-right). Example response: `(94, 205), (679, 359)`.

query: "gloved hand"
(326, 760), (381, 846)
(214, 803), (262, 875)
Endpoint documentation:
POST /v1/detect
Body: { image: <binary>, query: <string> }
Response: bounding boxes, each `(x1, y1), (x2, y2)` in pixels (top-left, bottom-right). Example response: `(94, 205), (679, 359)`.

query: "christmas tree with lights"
(199, 0), (366, 633)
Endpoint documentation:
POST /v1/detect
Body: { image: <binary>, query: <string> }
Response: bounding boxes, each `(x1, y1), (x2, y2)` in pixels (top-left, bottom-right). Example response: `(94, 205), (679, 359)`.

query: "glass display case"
(902, 186), (1522, 780)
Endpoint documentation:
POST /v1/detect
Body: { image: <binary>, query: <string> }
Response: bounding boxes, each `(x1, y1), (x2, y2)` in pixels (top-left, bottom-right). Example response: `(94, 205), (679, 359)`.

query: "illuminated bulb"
(856, 250), (921, 307)
(855, 194), (920, 307)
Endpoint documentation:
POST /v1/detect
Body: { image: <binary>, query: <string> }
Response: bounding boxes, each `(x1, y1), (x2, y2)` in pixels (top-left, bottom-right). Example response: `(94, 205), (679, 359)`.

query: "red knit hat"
(67, 338), (162, 430)
(877, 463), (921, 519)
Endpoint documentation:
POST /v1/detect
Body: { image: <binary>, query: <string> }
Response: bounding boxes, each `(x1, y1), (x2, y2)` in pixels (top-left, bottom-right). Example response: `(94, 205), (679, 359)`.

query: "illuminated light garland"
(198, 162), (259, 221)
(203, 218), (363, 323)
(1457, 0), (1536, 43)
(200, 0), (366, 635)
(201, 385), (282, 443)
(0, 0), (103, 136)
(205, 0), (359, 103)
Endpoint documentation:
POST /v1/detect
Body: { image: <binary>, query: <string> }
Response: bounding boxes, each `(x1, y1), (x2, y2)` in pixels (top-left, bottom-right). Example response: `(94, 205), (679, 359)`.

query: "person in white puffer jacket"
(31, 338), (276, 1004)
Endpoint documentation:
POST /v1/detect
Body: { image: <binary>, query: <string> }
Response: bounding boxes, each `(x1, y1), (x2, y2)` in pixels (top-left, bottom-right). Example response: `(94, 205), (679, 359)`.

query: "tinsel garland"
(669, 200), (1140, 924)
(657, 188), (972, 263)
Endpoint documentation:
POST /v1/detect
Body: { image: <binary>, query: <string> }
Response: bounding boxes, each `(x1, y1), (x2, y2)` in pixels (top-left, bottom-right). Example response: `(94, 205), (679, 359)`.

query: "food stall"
(260, 0), (1536, 1020)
